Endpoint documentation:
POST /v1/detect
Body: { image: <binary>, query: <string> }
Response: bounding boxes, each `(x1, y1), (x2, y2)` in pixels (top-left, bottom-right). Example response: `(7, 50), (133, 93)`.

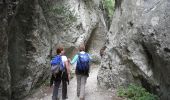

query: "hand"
(68, 58), (71, 62)
(68, 74), (71, 80)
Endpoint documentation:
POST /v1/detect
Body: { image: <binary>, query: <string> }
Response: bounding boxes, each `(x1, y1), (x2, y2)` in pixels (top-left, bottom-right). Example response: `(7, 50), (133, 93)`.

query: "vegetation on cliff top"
(103, 0), (115, 19)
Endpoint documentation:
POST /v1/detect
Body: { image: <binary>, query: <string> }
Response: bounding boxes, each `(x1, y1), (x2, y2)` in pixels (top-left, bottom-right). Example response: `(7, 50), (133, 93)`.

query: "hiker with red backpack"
(69, 44), (92, 100)
(50, 47), (70, 100)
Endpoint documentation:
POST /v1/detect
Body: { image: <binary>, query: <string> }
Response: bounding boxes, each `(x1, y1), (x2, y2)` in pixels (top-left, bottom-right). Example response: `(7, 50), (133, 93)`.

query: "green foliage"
(117, 84), (159, 100)
(103, 0), (115, 18)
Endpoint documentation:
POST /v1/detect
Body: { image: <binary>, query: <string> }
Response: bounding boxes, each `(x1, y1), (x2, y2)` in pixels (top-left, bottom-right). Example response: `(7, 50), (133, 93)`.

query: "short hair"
(56, 47), (64, 55)
(79, 44), (85, 52)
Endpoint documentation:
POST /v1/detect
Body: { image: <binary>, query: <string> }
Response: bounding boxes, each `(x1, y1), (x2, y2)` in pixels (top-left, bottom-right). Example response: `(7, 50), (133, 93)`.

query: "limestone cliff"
(98, 0), (170, 99)
(0, 0), (106, 99)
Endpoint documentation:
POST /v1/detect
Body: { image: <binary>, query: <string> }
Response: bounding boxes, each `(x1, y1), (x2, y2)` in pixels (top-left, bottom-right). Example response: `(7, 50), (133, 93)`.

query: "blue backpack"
(77, 53), (90, 74)
(50, 55), (64, 75)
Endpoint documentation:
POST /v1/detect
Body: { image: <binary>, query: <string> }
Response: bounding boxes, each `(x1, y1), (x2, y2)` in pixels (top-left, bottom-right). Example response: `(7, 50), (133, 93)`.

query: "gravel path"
(67, 66), (115, 100)
(26, 66), (122, 100)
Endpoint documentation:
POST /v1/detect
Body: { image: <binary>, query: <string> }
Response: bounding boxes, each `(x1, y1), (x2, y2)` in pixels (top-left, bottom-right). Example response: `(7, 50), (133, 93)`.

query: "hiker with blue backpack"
(69, 44), (92, 100)
(50, 47), (70, 100)
(60, 48), (70, 99)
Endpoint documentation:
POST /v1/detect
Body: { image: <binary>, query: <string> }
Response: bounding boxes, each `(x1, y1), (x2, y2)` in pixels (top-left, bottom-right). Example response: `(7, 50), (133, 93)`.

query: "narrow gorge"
(0, 0), (170, 100)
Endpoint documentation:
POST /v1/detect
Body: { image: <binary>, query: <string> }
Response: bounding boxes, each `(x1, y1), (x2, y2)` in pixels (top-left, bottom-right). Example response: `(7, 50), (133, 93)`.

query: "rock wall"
(48, 0), (107, 59)
(0, 1), (11, 100)
(98, 0), (170, 99)
(0, 0), (107, 99)
(8, 0), (51, 99)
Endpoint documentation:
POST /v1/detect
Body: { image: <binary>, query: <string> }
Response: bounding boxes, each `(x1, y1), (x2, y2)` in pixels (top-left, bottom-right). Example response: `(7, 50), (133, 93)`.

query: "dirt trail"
(26, 66), (122, 100)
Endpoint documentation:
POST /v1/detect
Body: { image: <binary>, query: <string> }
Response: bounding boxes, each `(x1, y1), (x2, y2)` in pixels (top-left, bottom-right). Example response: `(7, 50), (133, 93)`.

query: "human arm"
(70, 54), (78, 65)
(65, 60), (71, 80)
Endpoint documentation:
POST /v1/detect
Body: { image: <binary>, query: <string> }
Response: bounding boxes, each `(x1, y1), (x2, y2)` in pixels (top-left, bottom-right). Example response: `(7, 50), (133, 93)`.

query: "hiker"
(50, 47), (70, 100)
(60, 48), (70, 100)
(69, 44), (92, 100)
(50, 47), (63, 100)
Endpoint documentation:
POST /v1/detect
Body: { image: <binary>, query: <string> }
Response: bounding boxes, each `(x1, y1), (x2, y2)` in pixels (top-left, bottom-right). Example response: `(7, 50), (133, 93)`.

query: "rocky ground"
(25, 66), (122, 100)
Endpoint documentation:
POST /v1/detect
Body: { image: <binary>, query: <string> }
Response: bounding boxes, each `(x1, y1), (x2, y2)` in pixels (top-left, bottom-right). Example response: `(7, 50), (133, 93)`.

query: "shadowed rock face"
(98, 0), (170, 99)
(0, 1), (11, 100)
(8, 0), (51, 99)
(0, 0), (106, 99)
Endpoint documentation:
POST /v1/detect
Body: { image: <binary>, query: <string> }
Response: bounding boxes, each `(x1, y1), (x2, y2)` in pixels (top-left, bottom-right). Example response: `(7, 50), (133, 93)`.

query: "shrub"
(117, 84), (159, 100)
(103, 0), (115, 19)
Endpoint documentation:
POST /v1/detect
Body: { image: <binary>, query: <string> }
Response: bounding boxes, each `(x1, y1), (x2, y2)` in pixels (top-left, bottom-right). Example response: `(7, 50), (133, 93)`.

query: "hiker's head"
(61, 48), (65, 55)
(56, 47), (64, 55)
(79, 44), (85, 52)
